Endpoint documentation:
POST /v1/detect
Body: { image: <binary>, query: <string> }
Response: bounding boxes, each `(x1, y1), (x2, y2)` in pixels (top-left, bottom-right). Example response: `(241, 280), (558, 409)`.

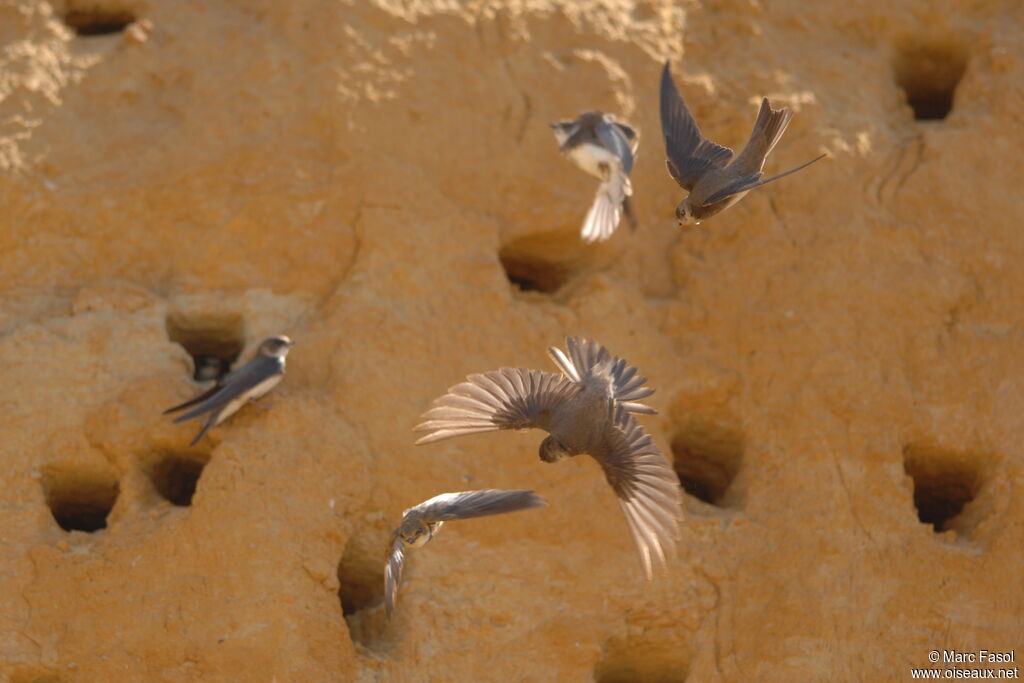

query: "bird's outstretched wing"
(166, 355), (281, 423)
(409, 489), (547, 522)
(592, 407), (682, 579)
(660, 61), (733, 191)
(547, 337), (655, 415)
(699, 153), (827, 206)
(414, 368), (578, 444)
(384, 536), (405, 619)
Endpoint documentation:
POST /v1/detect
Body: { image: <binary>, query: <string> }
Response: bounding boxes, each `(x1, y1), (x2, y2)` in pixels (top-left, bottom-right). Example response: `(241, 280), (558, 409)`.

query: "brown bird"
(414, 338), (682, 579)
(385, 489), (547, 618)
(660, 60), (826, 226)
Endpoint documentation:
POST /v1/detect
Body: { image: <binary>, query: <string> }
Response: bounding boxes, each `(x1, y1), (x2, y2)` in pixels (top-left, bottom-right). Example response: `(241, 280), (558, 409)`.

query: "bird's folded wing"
(547, 337), (656, 414)
(412, 489), (548, 522)
(163, 382), (224, 415)
(384, 536), (405, 619)
(698, 153), (827, 207)
(660, 61), (733, 191)
(593, 408), (682, 580)
(614, 122), (639, 156)
(414, 368), (577, 444)
(170, 355), (281, 423)
(595, 120), (636, 175)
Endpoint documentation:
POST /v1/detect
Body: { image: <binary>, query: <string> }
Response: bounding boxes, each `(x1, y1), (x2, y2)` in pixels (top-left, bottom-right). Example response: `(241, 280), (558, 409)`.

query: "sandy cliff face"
(1, 0), (1022, 680)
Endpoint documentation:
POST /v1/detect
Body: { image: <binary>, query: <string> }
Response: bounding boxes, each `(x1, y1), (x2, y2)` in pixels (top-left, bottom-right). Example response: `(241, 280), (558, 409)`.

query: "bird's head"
(539, 435), (572, 463)
(258, 335), (295, 358)
(549, 120), (574, 147)
(675, 200), (700, 227)
(397, 517), (437, 548)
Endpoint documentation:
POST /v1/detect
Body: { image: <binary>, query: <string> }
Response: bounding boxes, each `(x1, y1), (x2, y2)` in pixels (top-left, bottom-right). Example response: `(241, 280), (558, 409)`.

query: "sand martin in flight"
(414, 337), (682, 579)
(550, 111), (639, 242)
(660, 61), (826, 226)
(385, 489), (547, 618)
(164, 335), (294, 446)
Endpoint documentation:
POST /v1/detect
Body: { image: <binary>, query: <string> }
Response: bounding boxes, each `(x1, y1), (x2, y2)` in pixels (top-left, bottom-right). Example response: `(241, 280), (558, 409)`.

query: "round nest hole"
(63, 4), (136, 36)
(165, 311), (245, 381)
(902, 443), (983, 533)
(498, 231), (593, 294)
(594, 632), (690, 683)
(42, 467), (120, 532)
(893, 39), (967, 121)
(670, 420), (744, 508)
(149, 453), (210, 506)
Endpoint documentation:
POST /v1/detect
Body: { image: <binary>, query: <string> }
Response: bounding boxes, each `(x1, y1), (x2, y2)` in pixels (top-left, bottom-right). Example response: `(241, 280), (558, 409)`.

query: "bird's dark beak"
(548, 122), (558, 129)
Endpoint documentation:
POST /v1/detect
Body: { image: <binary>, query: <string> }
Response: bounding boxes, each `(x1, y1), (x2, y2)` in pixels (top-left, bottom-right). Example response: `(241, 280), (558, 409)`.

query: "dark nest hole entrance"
(337, 537), (386, 647)
(594, 633), (690, 683)
(903, 444), (983, 533)
(63, 4), (136, 36)
(42, 467), (120, 532)
(893, 39), (967, 121)
(165, 311), (245, 382)
(148, 452), (210, 506)
(499, 232), (588, 294)
(670, 419), (744, 508)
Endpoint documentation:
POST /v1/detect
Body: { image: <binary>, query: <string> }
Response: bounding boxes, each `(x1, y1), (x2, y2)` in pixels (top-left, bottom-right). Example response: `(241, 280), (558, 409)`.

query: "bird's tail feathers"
(752, 98), (793, 159)
(581, 171), (630, 243)
(622, 196), (638, 232)
(756, 153), (828, 189)
(548, 338), (656, 413)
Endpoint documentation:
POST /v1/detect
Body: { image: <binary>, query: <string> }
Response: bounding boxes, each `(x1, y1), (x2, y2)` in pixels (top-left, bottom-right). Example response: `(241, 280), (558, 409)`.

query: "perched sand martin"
(550, 111), (639, 242)
(385, 489), (546, 618)
(164, 335), (294, 446)
(660, 61), (826, 226)
(415, 337), (682, 579)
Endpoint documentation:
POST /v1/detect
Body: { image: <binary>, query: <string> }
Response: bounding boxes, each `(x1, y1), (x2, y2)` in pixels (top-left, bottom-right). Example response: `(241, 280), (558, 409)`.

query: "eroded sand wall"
(1, 0), (1022, 680)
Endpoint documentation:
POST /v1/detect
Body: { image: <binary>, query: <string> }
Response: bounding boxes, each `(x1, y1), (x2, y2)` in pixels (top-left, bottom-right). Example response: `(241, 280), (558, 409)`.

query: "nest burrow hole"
(165, 311), (245, 381)
(670, 420), (744, 507)
(902, 443), (983, 532)
(42, 467), (120, 532)
(498, 233), (585, 294)
(148, 452), (210, 506)
(62, 3), (136, 36)
(594, 634), (690, 683)
(893, 39), (967, 121)
(337, 537), (387, 647)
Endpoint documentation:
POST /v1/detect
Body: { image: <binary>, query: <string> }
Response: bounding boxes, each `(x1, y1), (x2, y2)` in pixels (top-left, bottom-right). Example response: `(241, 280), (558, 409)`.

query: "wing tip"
(413, 431), (443, 445)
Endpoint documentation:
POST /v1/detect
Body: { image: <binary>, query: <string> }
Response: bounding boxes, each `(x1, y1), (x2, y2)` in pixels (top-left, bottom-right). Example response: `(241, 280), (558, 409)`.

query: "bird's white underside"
(567, 142), (621, 180)
(214, 373), (283, 426)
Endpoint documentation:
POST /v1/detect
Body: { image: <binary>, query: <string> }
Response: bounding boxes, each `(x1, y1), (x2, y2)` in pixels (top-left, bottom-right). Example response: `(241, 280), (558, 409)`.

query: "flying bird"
(164, 335), (295, 446)
(414, 337), (682, 579)
(385, 489), (547, 618)
(550, 111), (639, 242)
(659, 60), (826, 226)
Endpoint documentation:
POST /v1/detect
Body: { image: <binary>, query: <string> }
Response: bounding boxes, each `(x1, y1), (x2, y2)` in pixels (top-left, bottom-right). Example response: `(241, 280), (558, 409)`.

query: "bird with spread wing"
(414, 337), (682, 579)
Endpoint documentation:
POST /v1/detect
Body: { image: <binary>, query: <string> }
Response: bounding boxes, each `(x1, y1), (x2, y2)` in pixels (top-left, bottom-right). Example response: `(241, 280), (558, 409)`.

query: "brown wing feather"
(414, 368), (578, 444)
(384, 536), (405, 619)
(591, 407), (682, 579)
(660, 61), (733, 191)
